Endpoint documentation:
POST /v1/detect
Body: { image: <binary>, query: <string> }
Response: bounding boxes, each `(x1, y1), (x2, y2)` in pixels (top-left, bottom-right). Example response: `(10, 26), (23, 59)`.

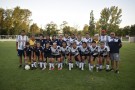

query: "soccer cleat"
(110, 68), (114, 72)
(49, 68), (51, 70)
(51, 67), (54, 70)
(115, 70), (119, 74)
(58, 68), (62, 70)
(42, 67), (46, 70)
(19, 65), (22, 68)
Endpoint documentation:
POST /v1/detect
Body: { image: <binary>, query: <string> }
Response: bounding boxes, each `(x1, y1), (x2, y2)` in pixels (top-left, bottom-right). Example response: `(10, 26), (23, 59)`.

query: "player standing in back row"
(16, 30), (29, 68)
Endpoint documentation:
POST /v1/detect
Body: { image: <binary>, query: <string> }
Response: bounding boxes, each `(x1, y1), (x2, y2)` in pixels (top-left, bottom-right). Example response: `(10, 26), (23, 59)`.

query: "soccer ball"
(25, 65), (30, 70)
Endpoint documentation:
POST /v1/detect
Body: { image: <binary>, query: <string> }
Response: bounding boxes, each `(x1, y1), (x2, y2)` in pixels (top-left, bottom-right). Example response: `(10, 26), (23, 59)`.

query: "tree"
(30, 23), (40, 34)
(60, 21), (72, 35)
(89, 10), (95, 36)
(45, 21), (57, 36)
(129, 24), (135, 36)
(99, 6), (122, 34)
(82, 24), (89, 35)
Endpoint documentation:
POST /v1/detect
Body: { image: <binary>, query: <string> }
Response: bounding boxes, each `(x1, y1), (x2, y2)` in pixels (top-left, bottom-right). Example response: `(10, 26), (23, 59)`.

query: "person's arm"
(16, 36), (18, 51)
(118, 39), (122, 48)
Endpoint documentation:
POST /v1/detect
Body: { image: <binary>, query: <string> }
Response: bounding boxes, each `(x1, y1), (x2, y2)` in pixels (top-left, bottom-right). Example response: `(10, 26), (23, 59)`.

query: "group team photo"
(16, 30), (122, 73)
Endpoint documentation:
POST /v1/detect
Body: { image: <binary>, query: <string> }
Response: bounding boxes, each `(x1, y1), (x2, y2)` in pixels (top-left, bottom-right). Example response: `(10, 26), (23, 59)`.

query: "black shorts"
(51, 55), (61, 58)
(44, 54), (51, 58)
(17, 50), (24, 57)
(80, 53), (90, 56)
(99, 54), (107, 57)
(62, 53), (70, 57)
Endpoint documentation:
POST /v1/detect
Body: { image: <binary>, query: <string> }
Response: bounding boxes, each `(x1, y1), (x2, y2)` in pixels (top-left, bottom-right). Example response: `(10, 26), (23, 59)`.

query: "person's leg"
(106, 56), (110, 71)
(90, 56), (94, 72)
(18, 50), (23, 67)
(99, 56), (103, 71)
(114, 53), (120, 73)
(110, 53), (114, 71)
(81, 56), (85, 70)
(69, 55), (73, 70)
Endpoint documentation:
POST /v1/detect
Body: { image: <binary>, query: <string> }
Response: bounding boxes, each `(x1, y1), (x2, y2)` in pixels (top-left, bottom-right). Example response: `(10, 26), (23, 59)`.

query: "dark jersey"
(24, 46), (33, 56)
(42, 46), (51, 57)
(36, 39), (45, 47)
(51, 39), (59, 45)
(44, 39), (52, 45)
(57, 39), (65, 47)
(33, 46), (43, 56)
(108, 37), (122, 53)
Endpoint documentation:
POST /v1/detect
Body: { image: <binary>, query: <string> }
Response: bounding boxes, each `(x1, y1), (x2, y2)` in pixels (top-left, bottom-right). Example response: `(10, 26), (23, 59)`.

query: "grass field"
(0, 42), (135, 90)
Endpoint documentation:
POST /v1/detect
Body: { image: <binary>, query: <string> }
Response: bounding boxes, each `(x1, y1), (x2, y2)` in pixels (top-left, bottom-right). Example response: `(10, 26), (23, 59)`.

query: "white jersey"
(99, 35), (109, 45)
(61, 46), (71, 55)
(82, 38), (92, 46)
(76, 40), (82, 47)
(69, 38), (77, 45)
(79, 46), (90, 55)
(70, 46), (80, 56)
(51, 46), (61, 55)
(99, 46), (110, 56)
(16, 35), (29, 50)
(89, 46), (100, 56)
(63, 37), (70, 46)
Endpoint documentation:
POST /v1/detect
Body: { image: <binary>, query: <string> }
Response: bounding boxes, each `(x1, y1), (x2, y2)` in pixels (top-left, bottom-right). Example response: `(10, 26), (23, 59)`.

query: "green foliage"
(99, 6), (122, 34)
(44, 22), (58, 36)
(0, 6), (31, 35)
(89, 10), (95, 36)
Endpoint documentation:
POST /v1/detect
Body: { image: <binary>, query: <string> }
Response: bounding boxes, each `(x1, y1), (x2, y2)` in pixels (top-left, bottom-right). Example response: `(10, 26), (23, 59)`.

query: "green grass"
(0, 41), (135, 90)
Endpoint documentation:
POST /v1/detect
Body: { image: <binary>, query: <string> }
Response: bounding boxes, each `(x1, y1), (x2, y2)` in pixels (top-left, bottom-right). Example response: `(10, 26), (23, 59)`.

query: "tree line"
(0, 6), (135, 36)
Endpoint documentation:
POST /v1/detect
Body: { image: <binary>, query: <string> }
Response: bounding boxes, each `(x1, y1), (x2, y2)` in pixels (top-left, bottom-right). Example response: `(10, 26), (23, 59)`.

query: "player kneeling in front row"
(42, 42), (51, 70)
(50, 43), (62, 70)
(70, 42), (81, 70)
(31, 42), (42, 69)
(24, 42), (33, 69)
(99, 42), (110, 71)
(79, 42), (90, 70)
(61, 41), (71, 66)
(89, 41), (100, 72)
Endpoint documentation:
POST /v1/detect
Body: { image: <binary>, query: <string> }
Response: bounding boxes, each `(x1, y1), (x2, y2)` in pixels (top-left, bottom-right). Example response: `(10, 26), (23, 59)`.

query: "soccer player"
(36, 34), (45, 47)
(69, 34), (78, 46)
(82, 33), (92, 47)
(24, 42), (33, 66)
(16, 30), (29, 68)
(76, 35), (82, 47)
(29, 34), (36, 64)
(44, 35), (51, 45)
(57, 35), (65, 47)
(70, 41), (81, 70)
(99, 30), (109, 46)
(79, 42), (90, 70)
(32, 42), (43, 69)
(42, 42), (51, 70)
(63, 34), (70, 46)
(99, 42), (110, 71)
(89, 41), (100, 72)
(50, 43), (62, 70)
(60, 41), (71, 66)
(108, 32), (122, 74)
(51, 35), (59, 45)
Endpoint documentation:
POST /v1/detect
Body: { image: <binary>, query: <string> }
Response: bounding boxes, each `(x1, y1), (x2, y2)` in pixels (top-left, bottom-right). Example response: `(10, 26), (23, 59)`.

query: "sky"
(0, 0), (135, 30)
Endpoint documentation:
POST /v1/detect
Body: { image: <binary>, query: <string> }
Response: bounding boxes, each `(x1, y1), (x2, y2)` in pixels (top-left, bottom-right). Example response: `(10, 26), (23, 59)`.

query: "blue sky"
(0, 0), (135, 29)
